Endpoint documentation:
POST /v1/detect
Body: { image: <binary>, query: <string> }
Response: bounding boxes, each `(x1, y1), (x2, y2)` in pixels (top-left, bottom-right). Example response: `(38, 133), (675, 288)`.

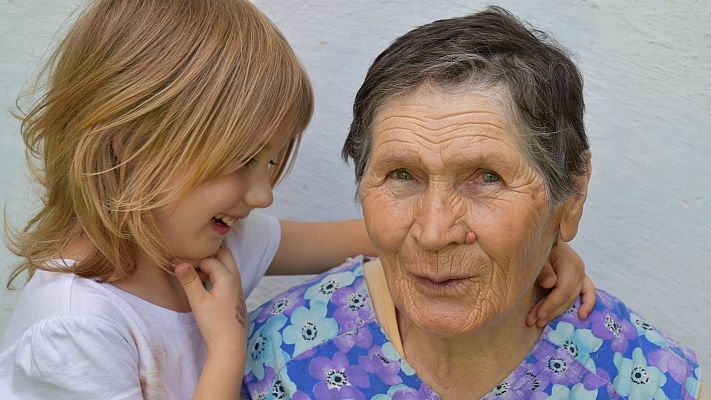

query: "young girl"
(0, 1), (594, 399)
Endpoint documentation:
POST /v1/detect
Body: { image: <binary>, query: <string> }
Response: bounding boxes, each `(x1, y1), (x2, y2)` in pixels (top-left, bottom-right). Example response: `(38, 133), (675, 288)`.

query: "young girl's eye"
(482, 171), (501, 183)
(389, 169), (413, 180)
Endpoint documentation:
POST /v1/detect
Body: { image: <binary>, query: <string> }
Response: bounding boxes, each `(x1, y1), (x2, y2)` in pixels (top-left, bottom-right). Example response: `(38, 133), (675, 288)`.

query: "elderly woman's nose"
(411, 194), (469, 251)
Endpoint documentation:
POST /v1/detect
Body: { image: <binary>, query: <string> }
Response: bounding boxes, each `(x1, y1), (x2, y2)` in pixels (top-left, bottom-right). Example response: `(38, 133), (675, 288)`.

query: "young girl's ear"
(559, 150), (592, 242)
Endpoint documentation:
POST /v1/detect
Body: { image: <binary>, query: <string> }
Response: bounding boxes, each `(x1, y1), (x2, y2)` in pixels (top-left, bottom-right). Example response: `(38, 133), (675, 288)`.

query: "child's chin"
(176, 242), (223, 260)
(168, 250), (220, 267)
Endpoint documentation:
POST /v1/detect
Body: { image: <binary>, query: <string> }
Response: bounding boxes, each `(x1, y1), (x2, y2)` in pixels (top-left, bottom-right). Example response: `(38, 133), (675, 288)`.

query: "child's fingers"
(198, 257), (231, 284)
(216, 247), (240, 278)
(578, 276), (597, 320)
(175, 263), (206, 304)
(535, 283), (579, 328)
(537, 262), (557, 289)
(199, 256), (240, 296)
(215, 247), (244, 295)
(526, 299), (543, 327)
(195, 268), (209, 284)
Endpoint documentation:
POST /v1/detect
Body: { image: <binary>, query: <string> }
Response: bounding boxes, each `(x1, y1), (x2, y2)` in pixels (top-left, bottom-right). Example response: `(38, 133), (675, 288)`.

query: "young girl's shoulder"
(0, 269), (146, 399)
(1, 266), (132, 349)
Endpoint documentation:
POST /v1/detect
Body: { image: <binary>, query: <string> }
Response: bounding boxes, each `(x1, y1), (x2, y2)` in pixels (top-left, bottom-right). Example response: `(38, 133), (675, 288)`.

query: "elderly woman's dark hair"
(342, 6), (588, 203)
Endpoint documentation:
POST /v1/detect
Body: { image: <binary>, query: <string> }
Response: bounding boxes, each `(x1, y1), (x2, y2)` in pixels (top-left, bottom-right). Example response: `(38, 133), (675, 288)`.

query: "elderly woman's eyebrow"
(373, 152), (413, 165)
(372, 148), (507, 172)
(371, 151), (421, 170)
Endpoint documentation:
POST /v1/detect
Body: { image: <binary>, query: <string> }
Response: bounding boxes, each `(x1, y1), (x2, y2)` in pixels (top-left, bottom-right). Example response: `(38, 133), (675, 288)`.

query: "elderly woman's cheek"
(361, 187), (413, 252)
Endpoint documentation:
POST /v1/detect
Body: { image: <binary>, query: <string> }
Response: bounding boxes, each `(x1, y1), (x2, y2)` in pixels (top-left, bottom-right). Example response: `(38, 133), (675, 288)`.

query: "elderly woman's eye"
(390, 169), (414, 180)
(482, 171), (502, 183)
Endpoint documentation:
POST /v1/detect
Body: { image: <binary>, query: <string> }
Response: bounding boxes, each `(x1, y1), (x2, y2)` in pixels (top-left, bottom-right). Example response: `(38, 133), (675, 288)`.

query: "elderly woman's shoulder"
(242, 256), (372, 379)
(542, 289), (702, 399)
(247, 255), (368, 329)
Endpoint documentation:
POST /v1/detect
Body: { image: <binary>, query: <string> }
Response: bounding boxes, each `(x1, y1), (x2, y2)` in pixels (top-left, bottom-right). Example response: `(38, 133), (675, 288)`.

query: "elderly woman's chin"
(398, 281), (508, 338)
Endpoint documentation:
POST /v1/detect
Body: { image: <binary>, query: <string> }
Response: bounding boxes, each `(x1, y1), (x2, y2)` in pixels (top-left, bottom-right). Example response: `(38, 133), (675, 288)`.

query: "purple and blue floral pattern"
(282, 302), (339, 356)
(546, 321), (603, 372)
(308, 351), (370, 399)
(613, 347), (668, 400)
(246, 315), (290, 380)
(254, 287), (307, 324)
(243, 257), (701, 399)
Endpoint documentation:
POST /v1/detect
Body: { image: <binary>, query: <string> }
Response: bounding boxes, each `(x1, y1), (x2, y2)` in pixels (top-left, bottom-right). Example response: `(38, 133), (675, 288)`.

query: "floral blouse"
(242, 257), (701, 399)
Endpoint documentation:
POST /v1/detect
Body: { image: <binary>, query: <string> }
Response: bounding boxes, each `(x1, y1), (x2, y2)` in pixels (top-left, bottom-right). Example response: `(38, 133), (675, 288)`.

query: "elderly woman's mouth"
(412, 274), (476, 294)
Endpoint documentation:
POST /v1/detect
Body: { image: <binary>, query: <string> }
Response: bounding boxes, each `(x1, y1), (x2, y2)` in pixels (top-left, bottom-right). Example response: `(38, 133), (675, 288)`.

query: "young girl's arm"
(176, 248), (246, 400)
(268, 219), (596, 326)
(266, 219), (375, 275)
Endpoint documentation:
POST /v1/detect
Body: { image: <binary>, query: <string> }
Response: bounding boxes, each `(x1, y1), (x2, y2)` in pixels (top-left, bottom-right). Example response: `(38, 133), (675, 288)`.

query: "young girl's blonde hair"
(7, 0), (313, 286)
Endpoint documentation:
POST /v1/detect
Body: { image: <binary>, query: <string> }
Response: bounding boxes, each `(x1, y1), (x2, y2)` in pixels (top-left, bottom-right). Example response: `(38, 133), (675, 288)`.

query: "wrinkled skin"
(360, 84), (586, 341)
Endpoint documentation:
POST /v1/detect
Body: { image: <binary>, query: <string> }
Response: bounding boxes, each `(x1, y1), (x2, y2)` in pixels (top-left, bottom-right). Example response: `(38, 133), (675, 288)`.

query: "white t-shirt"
(0, 212), (280, 400)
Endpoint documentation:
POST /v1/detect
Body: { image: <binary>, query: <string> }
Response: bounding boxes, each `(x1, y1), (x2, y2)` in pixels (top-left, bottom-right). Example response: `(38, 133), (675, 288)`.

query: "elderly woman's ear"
(559, 150), (592, 242)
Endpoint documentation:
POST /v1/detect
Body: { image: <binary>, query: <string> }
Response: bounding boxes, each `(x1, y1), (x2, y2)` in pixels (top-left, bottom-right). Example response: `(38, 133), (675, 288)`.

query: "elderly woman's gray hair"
(342, 6), (589, 203)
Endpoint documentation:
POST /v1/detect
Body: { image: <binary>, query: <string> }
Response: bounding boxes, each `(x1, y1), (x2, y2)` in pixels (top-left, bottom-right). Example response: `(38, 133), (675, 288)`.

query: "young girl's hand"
(175, 247), (247, 349)
(526, 242), (596, 328)
(175, 247), (246, 400)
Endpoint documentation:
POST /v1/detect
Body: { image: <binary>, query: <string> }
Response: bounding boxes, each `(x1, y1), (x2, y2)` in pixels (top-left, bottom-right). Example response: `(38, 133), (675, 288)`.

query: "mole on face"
(464, 231), (476, 244)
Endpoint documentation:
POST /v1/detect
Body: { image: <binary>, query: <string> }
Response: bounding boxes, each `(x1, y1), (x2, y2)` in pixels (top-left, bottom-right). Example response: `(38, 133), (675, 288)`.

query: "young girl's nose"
(244, 173), (273, 209)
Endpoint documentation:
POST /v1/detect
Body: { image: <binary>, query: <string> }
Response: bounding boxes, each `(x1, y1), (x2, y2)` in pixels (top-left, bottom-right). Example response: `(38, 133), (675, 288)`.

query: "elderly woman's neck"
(398, 288), (545, 399)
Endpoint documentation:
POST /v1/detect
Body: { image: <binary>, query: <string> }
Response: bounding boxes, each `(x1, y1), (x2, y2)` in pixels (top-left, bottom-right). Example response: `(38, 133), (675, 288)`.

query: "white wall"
(1, 0), (709, 372)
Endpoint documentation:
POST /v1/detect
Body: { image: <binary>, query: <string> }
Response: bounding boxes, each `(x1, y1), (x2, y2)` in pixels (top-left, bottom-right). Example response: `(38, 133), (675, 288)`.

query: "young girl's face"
(155, 133), (289, 263)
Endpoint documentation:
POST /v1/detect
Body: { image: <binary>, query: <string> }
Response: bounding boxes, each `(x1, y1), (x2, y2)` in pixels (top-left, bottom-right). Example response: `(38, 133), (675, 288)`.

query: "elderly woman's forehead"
(372, 85), (517, 140)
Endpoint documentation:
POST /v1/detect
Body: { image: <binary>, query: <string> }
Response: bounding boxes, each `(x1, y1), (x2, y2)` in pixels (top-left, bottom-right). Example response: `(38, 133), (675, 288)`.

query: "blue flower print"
(254, 287), (306, 323)
(547, 321), (603, 372)
(630, 313), (668, 348)
(410, 383), (440, 400)
(332, 277), (373, 333)
(533, 342), (586, 387)
(371, 384), (411, 400)
(290, 392), (312, 400)
(547, 383), (598, 400)
(685, 367), (701, 398)
(334, 324), (372, 353)
(268, 367), (303, 400)
(381, 342), (416, 376)
(249, 366), (277, 400)
(613, 347), (668, 400)
(243, 370), (257, 387)
(308, 351), (370, 400)
(282, 302), (338, 356)
(647, 347), (696, 386)
(589, 310), (636, 353)
(482, 361), (559, 400)
(379, 384), (439, 400)
(371, 384), (438, 400)
(304, 270), (358, 304)
(358, 345), (403, 385)
(243, 367), (310, 400)
(246, 315), (289, 380)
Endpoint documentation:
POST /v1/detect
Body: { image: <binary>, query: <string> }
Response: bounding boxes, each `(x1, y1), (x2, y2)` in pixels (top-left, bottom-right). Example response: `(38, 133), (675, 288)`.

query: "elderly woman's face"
(360, 85), (574, 337)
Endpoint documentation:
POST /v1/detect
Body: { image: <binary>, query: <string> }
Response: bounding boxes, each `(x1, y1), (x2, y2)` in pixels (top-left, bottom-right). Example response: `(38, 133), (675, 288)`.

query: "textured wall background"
(1, 0), (709, 372)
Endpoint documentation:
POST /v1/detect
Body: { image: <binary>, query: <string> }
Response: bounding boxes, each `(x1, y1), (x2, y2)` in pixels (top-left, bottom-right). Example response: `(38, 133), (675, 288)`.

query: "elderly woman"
(243, 7), (706, 399)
